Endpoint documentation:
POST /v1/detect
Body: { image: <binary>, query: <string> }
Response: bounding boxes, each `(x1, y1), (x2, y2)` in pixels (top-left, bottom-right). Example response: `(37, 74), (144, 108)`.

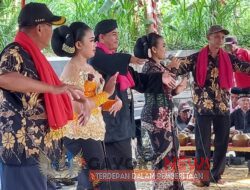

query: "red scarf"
(96, 42), (135, 91)
(196, 45), (233, 89)
(15, 31), (73, 130)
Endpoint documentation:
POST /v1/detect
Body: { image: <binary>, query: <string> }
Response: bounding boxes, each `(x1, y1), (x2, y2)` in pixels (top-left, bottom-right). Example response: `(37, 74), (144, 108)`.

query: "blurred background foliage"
(0, 0), (249, 55)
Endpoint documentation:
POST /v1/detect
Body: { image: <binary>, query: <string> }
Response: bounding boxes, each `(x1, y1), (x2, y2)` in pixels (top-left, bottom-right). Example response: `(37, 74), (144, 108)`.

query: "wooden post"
(146, 0), (159, 33)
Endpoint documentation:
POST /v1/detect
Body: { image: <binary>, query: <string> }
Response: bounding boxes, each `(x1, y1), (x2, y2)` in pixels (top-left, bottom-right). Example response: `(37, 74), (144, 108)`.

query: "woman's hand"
(104, 72), (119, 96)
(109, 95), (123, 117)
(162, 72), (176, 89)
(77, 98), (95, 126)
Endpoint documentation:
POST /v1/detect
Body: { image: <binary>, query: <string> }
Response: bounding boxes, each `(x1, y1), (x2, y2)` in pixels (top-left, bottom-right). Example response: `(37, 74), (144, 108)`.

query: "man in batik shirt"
(174, 25), (250, 187)
(0, 3), (84, 190)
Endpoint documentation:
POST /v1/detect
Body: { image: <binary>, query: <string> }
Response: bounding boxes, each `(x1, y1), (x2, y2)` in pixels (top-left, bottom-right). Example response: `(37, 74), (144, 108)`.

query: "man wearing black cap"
(89, 19), (177, 190)
(0, 3), (83, 190)
(230, 88), (250, 133)
(225, 36), (250, 88)
(171, 25), (250, 187)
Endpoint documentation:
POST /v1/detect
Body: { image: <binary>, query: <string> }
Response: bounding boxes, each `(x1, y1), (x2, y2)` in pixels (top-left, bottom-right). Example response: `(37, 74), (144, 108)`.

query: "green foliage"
(0, 0), (249, 53)
(0, 0), (19, 50)
(160, 0), (250, 49)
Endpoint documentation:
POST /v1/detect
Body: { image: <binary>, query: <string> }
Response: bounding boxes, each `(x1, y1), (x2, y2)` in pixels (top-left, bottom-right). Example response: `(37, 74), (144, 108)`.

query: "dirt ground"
(135, 160), (250, 190)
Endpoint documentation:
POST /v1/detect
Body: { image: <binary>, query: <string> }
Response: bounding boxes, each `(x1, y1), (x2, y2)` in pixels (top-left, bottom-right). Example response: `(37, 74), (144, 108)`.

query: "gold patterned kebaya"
(61, 64), (109, 141)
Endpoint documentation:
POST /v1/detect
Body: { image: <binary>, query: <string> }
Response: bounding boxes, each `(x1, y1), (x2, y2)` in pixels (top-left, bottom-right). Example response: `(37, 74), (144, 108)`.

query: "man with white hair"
(174, 25), (250, 187)
(230, 88), (250, 133)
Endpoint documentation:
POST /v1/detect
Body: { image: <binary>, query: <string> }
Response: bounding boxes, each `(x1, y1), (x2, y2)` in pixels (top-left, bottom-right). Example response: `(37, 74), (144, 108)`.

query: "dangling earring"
(148, 48), (152, 58)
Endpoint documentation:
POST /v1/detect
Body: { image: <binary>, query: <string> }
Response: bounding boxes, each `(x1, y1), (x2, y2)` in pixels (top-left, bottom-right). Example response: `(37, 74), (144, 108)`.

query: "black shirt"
(89, 47), (164, 143)
(230, 109), (250, 133)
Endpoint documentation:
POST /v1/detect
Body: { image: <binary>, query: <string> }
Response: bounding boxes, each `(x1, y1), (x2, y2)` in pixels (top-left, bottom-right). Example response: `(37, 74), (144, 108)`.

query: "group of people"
(0, 2), (250, 190)
(0, 3), (178, 190)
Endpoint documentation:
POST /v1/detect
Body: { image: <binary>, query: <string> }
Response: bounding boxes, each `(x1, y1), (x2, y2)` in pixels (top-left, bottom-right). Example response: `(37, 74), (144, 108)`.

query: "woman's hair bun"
(134, 35), (149, 59)
(51, 25), (75, 57)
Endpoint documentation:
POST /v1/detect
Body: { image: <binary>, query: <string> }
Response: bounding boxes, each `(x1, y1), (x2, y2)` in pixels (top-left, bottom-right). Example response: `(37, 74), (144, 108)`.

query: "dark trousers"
(63, 138), (109, 190)
(194, 113), (230, 184)
(1, 157), (47, 190)
(105, 138), (136, 190)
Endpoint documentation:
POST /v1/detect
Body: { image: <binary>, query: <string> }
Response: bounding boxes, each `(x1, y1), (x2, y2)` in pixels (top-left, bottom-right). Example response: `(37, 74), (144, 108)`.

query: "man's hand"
(162, 72), (176, 89)
(104, 72), (119, 96)
(109, 95), (123, 117)
(0, 72), (82, 95)
(52, 85), (100, 127)
(51, 84), (82, 100)
(167, 57), (181, 69)
(130, 56), (147, 65)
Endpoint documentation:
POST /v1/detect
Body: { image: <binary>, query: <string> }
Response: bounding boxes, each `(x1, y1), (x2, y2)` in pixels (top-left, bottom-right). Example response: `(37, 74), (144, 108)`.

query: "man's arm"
(89, 48), (131, 75)
(129, 66), (164, 93)
(0, 46), (81, 96)
(0, 72), (61, 93)
(230, 54), (250, 75)
(0, 46), (67, 94)
(128, 66), (176, 94)
(89, 48), (146, 76)
(90, 48), (176, 93)
(174, 53), (196, 76)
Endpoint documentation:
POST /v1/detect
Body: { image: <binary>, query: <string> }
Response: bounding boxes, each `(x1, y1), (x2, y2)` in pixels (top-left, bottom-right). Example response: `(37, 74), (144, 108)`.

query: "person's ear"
(75, 41), (83, 50)
(99, 34), (105, 41)
(36, 24), (42, 36)
(151, 46), (157, 54)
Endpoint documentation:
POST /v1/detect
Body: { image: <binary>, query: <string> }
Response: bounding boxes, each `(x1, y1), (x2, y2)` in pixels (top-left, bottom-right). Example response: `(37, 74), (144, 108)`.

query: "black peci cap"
(94, 19), (117, 41)
(231, 87), (250, 99)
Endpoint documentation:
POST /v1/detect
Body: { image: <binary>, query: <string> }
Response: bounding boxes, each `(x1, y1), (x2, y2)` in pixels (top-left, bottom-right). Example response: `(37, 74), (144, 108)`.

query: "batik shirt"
(0, 43), (59, 165)
(176, 52), (250, 115)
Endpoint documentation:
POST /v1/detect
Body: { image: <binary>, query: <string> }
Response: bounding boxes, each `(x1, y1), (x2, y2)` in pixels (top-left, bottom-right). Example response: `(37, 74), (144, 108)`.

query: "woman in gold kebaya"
(52, 22), (119, 190)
